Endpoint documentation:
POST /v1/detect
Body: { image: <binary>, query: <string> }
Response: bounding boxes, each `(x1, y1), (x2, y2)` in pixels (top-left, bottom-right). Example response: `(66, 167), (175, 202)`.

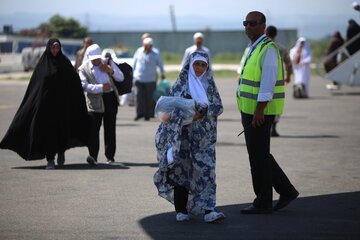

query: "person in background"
(290, 37), (312, 98)
(346, 19), (360, 56)
(120, 33), (161, 107)
(182, 32), (211, 67)
(141, 33), (160, 54)
(266, 25), (293, 137)
(353, 1), (360, 11)
(236, 11), (299, 214)
(324, 31), (345, 90)
(132, 37), (165, 121)
(0, 38), (89, 169)
(74, 37), (93, 70)
(78, 44), (124, 165)
(154, 51), (225, 223)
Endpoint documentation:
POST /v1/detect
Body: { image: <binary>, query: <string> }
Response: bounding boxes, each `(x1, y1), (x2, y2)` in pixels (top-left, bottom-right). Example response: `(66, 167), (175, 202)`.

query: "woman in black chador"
(0, 38), (89, 169)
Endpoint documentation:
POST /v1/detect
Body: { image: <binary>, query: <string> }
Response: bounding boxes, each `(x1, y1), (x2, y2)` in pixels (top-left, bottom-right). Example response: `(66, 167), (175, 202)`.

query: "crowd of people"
(1, 4), (360, 223)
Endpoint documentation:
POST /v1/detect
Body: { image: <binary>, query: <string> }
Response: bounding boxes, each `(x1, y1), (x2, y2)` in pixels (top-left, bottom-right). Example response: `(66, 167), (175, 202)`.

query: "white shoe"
(326, 83), (340, 90)
(204, 211), (225, 223)
(176, 213), (190, 222)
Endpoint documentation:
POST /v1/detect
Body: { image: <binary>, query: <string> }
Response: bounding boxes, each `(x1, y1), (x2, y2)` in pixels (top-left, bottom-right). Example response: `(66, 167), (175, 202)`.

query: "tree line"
(17, 14), (87, 39)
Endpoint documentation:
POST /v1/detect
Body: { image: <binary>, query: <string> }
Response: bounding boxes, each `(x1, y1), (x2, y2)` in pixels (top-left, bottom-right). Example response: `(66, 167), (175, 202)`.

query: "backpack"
(109, 59), (133, 95)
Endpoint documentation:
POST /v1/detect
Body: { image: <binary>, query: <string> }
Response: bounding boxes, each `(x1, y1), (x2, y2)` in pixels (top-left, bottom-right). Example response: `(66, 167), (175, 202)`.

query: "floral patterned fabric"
(153, 51), (223, 215)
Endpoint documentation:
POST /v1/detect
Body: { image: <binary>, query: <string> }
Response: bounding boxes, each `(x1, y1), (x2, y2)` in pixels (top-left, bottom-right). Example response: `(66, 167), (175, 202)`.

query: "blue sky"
(1, 0), (359, 39)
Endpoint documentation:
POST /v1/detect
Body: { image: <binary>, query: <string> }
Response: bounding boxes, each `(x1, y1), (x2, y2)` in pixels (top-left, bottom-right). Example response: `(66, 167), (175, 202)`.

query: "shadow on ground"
(331, 92), (360, 96)
(139, 192), (360, 240)
(277, 135), (339, 139)
(12, 161), (159, 170)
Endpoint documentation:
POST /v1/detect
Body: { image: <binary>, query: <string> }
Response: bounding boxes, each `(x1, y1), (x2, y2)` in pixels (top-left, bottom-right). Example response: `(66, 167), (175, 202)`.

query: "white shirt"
(80, 58), (124, 94)
(240, 34), (278, 102)
(132, 47), (165, 83)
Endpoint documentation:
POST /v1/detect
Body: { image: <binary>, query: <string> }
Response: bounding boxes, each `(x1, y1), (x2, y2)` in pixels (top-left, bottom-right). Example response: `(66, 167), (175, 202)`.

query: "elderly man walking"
(133, 37), (165, 121)
(182, 32), (211, 67)
(78, 44), (124, 165)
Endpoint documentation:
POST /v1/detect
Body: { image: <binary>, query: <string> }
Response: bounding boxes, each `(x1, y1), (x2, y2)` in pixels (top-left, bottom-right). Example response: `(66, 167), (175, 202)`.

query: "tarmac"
(0, 72), (359, 240)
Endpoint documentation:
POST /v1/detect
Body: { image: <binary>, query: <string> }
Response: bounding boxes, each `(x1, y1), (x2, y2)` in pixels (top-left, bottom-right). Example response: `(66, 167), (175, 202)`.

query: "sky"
(0, 0), (359, 39)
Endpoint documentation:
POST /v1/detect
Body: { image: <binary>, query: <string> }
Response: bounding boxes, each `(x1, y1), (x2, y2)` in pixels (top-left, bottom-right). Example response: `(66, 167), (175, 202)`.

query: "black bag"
(109, 59), (133, 95)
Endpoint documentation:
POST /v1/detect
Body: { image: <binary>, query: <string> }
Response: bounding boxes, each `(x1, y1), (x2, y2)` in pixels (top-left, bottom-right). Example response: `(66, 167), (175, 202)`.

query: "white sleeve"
(301, 52), (312, 64)
(79, 70), (104, 94)
(258, 46), (278, 102)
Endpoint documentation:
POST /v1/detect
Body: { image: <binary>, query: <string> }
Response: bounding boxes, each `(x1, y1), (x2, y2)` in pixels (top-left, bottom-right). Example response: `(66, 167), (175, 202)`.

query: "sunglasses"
(243, 20), (261, 27)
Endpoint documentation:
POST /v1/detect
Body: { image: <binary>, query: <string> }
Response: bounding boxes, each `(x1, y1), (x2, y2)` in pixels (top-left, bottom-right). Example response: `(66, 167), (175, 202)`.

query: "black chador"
(0, 38), (89, 160)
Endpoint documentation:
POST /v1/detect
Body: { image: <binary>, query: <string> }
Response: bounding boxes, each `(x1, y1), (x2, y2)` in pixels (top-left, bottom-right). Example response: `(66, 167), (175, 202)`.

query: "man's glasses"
(243, 20), (261, 27)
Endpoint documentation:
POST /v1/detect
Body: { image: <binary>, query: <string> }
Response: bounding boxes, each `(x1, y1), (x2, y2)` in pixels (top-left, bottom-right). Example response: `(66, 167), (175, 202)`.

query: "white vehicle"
(101, 48), (134, 66)
(0, 35), (82, 73)
(22, 46), (46, 71)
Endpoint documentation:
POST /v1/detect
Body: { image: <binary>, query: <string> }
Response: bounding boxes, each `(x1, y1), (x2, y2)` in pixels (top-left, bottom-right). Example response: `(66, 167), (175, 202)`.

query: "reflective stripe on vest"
(240, 78), (285, 88)
(236, 37), (285, 115)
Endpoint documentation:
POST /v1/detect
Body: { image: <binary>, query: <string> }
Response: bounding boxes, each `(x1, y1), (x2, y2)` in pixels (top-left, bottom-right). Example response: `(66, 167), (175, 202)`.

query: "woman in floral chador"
(154, 51), (225, 223)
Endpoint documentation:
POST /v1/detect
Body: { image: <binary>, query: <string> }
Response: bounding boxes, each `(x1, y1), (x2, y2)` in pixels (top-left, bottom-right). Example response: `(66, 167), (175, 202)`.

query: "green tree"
(47, 14), (87, 38)
(17, 14), (87, 39)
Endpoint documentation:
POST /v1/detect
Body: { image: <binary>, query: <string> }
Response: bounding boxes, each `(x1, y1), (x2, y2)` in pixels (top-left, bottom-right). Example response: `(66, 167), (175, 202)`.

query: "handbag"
(108, 59), (133, 95)
(153, 79), (171, 101)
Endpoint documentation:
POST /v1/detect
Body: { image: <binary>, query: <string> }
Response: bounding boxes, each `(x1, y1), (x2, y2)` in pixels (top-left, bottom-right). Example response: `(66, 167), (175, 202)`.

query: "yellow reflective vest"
(236, 37), (285, 115)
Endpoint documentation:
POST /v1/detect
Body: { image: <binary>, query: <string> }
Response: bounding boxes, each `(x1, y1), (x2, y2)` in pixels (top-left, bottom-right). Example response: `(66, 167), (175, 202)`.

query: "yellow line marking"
(0, 105), (16, 109)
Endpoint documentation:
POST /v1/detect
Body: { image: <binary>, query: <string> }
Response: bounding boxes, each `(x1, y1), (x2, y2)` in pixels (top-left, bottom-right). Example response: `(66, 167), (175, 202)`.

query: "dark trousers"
(174, 185), (189, 214)
(135, 81), (157, 119)
(46, 152), (64, 161)
(241, 112), (295, 208)
(88, 92), (118, 160)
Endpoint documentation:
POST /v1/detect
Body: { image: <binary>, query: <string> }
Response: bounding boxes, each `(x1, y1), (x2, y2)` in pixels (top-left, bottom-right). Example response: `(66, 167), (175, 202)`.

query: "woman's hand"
(193, 111), (203, 121)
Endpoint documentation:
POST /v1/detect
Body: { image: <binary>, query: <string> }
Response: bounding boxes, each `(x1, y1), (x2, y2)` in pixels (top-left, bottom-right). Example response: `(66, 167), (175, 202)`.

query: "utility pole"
(170, 5), (177, 32)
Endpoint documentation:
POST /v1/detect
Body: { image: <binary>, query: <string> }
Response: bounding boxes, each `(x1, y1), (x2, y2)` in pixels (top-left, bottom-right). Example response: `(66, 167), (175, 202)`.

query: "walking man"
(79, 44), (124, 165)
(265, 25), (293, 137)
(133, 37), (165, 121)
(182, 32), (211, 67)
(236, 11), (299, 214)
(74, 37), (93, 70)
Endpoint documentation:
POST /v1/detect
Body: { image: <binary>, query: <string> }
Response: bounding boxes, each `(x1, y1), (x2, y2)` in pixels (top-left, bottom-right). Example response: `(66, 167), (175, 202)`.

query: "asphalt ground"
(0, 74), (359, 240)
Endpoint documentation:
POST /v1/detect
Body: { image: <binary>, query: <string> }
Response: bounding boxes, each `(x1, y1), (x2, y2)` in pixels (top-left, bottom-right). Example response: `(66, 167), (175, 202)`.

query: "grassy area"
(160, 52), (243, 65)
(164, 69), (238, 80)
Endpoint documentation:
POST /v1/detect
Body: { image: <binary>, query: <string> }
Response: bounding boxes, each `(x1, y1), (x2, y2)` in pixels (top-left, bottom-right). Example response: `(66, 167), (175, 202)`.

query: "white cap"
(193, 32), (204, 40)
(86, 44), (102, 60)
(352, 1), (359, 7)
(298, 37), (306, 42)
(143, 37), (153, 45)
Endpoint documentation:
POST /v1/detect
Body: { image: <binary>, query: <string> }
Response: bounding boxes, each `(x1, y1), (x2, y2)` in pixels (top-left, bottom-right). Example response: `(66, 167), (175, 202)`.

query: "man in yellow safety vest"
(237, 11), (299, 214)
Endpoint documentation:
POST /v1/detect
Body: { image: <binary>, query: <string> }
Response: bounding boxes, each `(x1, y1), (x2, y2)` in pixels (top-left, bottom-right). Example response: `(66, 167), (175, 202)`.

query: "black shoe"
(144, 117), (150, 121)
(271, 130), (280, 137)
(86, 156), (97, 166)
(273, 190), (299, 211)
(57, 152), (65, 166)
(134, 116), (143, 121)
(241, 204), (272, 214)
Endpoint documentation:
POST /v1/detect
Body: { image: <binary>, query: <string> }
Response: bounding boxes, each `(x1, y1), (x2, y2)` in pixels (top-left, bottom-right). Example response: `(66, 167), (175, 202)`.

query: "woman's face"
(192, 60), (208, 77)
(50, 43), (60, 56)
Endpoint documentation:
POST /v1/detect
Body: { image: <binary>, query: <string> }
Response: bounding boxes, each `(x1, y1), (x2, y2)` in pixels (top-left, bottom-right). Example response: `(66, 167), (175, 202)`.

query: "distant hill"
(0, 12), (356, 40)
